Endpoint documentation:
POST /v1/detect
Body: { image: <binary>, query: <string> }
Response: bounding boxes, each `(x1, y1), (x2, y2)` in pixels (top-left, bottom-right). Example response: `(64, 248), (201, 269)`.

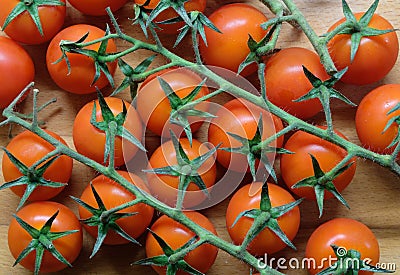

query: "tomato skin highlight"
(264, 47), (329, 119)
(145, 211), (218, 275)
(68, 0), (129, 16)
(199, 3), (268, 76)
(78, 171), (154, 245)
(147, 138), (217, 208)
(327, 13), (399, 85)
(356, 84), (400, 154)
(8, 201), (83, 273)
(2, 130), (73, 201)
(46, 24), (117, 94)
(207, 98), (284, 173)
(72, 97), (143, 167)
(0, 36), (35, 109)
(0, 0), (66, 44)
(226, 182), (301, 255)
(280, 128), (356, 200)
(305, 218), (380, 275)
(136, 67), (209, 138)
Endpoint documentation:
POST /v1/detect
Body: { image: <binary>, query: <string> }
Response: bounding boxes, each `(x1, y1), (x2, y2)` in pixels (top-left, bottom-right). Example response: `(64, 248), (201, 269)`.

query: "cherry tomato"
(0, 0), (66, 44)
(264, 47), (329, 119)
(134, 0), (207, 34)
(199, 3), (268, 76)
(356, 84), (400, 154)
(73, 97), (143, 167)
(2, 130), (73, 201)
(46, 24), (117, 94)
(78, 171), (154, 245)
(147, 138), (217, 208)
(207, 98), (284, 173)
(8, 201), (83, 273)
(145, 211), (218, 275)
(327, 13), (398, 85)
(306, 218), (380, 275)
(68, 0), (128, 16)
(136, 67), (209, 138)
(0, 36), (34, 109)
(226, 182), (301, 255)
(280, 127), (356, 200)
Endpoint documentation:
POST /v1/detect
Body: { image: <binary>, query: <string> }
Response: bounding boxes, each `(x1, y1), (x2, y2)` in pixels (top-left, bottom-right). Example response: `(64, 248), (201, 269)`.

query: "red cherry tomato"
(264, 47), (329, 119)
(306, 218), (380, 275)
(280, 128), (356, 200)
(46, 24), (117, 94)
(226, 182), (301, 255)
(8, 201), (83, 273)
(78, 171), (154, 245)
(73, 97), (143, 167)
(0, 36), (34, 109)
(0, 0), (66, 44)
(327, 13), (399, 85)
(145, 211), (218, 275)
(2, 130), (73, 201)
(199, 3), (268, 76)
(147, 138), (217, 208)
(355, 84), (400, 154)
(207, 98), (284, 173)
(68, 0), (129, 16)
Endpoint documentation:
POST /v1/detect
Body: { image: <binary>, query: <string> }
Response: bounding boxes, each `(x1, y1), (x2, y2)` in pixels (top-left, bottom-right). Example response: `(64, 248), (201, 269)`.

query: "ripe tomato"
(134, 0), (206, 34)
(2, 130), (73, 201)
(280, 128), (356, 200)
(73, 97), (143, 167)
(207, 98), (284, 173)
(199, 3), (268, 76)
(147, 138), (217, 208)
(226, 182), (301, 255)
(136, 67), (209, 138)
(327, 13), (398, 85)
(0, 36), (34, 109)
(305, 218), (380, 275)
(68, 0), (128, 16)
(145, 211), (218, 275)
(78, 171), (154, 245)
(0, 0), (66, 44)
(46, 24), (117, 94)
(356, 84), (400, 154)
(8, 201), (83, 273)
(264, 47), (329, 119)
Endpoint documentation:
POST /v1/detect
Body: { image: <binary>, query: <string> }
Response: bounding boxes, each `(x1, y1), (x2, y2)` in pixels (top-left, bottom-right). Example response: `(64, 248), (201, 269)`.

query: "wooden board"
(1, 0), (400, 274)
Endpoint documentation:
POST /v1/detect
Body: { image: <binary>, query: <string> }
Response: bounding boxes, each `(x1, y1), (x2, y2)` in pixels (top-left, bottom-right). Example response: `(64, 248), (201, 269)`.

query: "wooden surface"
(1, 0), (400, 274)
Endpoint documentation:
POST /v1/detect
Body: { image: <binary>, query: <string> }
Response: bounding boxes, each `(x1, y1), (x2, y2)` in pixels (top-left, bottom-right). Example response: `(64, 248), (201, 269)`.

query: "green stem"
(168, 239), (205, 263)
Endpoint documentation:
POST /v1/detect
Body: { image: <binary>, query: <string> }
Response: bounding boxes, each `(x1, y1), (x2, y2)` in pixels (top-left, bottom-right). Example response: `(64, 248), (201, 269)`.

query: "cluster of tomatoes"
(0, 0), (399, 274)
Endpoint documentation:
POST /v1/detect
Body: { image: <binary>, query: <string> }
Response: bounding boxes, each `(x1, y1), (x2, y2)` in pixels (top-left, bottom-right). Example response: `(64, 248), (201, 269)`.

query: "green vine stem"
(2, 1), (400, 274)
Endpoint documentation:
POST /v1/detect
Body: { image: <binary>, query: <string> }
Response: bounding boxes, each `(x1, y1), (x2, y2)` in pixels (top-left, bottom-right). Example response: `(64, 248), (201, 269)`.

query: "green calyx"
(144, 131), (218, 209)
(70, 184), (140, 258)
(292, 154), (353, 218)
(12, 210), (79, 275)
(0, 148), (65, 210)
(134, 230), (204, 275)
(157, 77), (215, 145)
(90, 90), (146, 165)
(337, 0), (397, 62)
(317, 244), (395, 275)
(231, 181), (303, 254)
(222, 114), (291, 183)
(147, 0), (192, 28)
(56, 25), (115, 87)
(111, 55), (157, 99)
(383, 103), (400, 149)
(2, 0), (65, 36)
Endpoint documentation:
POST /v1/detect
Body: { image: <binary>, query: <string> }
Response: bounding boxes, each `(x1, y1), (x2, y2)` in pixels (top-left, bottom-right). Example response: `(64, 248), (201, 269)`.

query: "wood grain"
(1, 1), (400, 274)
